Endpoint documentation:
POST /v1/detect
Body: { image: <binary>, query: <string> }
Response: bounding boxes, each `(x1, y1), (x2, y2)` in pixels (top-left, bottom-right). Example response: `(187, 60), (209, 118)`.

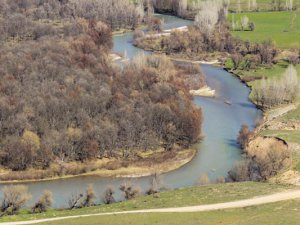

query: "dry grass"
(0, 149), (197, 183)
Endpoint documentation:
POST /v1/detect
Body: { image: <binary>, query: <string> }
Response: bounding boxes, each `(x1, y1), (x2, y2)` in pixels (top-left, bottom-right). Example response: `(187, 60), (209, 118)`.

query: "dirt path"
(2, 190), (300, 225)
(266, 104), (297, 121)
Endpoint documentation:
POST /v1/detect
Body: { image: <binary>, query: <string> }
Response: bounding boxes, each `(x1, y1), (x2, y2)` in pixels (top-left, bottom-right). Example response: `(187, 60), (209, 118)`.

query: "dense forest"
(0, 0), (146, 45)
(0, 0), (203, 172)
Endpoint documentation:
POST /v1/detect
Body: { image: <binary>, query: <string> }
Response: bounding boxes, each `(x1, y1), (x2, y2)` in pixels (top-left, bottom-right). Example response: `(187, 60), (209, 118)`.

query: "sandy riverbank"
(0, 148), (197, 184)
(190, 86), (216, 97)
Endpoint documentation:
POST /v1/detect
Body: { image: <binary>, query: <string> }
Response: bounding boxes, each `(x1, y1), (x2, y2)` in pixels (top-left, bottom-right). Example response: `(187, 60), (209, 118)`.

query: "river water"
(0, 15), (261, 208)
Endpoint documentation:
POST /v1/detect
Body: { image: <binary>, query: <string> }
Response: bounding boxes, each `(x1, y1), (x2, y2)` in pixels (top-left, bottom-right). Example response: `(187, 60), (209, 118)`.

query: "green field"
(38, 200), (300, 225)
(188, 0), (300, 12)
(0, 182), (297, 223)
(261, 130), (300, 144)
(230, 11), (300, 49)
(230, 61), (300, 88)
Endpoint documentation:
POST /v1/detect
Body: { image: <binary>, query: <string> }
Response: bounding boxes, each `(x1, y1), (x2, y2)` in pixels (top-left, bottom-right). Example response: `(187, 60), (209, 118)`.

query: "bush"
(229, 138), (291, 181)
(237, 125), (253, 149)
(67, 184), (96, 209)
(32, 191), (53, 213)
(81, 184), (96, 207)
(1, 185), (31, 216)
(119, 182), (140, 200)
(198, 173), (210, 185)
(146, 172), (163, 195)
(103, 186), (116, 204)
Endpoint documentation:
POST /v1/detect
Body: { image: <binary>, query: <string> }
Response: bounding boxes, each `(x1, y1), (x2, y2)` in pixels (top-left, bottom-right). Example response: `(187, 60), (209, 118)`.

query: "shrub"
(103, 186), (116, 204)
(237, 125), (253, 149)
(32, 191), (53, 213)
(119, 182), (140, 200)
(198, 173), (210, 185)
(146, 172), (163, 195)
(67, 184), (96, 209)
(1, 185), (31, 216)
(81, 184), (96, 207)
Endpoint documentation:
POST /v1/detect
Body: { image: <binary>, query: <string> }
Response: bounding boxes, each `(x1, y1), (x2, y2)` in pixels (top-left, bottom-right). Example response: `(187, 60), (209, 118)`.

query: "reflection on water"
(0, 15), (261, 208)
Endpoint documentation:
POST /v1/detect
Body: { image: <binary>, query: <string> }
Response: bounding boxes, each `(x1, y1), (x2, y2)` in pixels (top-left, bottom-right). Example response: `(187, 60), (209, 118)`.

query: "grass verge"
(0, 182), (298, 223)
(37, 199), (300, 225)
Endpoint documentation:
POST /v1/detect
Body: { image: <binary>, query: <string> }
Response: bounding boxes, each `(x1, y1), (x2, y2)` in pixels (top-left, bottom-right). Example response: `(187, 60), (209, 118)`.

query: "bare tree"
(254, 64), (299, 108)
(103, 186), (116, 204)
(1, 185), (31, 215)
(237, 0), (241, 13)
(146, 172), (163, 195)
(286, 0), (294, 10)
(68, 193), (84, 209)
(119, 182), (140, 200)
(178, 0), (187, 16)
(32, 191), (53, 213)
(237, 124), (253, 149)
(216, 176), (225, 183)
(252, 0), (258, 11)
(198, 173), (210, 185)
(194, 1), (219, 35)
(240, 16), (249, 30)
(194, 0), (229, 35)
(81, 184), (96, 207)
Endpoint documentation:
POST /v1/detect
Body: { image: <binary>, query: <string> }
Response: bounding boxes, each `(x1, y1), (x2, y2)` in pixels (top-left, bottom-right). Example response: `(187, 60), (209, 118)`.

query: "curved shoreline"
(0, 148), (197, 184)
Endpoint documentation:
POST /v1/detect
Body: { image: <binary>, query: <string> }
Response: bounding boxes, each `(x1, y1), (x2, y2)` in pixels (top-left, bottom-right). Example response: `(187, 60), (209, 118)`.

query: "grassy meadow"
(38, 200), (300, 225)
(188, 0), (300, 12)
(230, 11), (300, 49)
(0, 182), (296, 223)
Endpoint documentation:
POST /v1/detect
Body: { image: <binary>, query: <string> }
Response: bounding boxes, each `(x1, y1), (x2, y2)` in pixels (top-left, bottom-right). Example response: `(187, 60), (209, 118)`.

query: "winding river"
(0, 15), (262, 208)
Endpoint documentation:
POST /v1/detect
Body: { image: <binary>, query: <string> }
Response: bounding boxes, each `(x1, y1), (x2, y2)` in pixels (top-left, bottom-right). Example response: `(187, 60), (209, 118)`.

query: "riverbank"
(228, 64), (300, 185)
(0, 148), (197, 184)
(143, 44), (300, 185)
(0, 182), (297, 223)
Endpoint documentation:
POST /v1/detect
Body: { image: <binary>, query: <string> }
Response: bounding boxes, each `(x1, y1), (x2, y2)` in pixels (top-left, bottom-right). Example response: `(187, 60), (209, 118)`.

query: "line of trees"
(150, 0), (188, 16)
(1, 171), (230, 217)
(253, 64), (299, 108)
(150, 0), (298, 14)
(0, 172), (164, 216)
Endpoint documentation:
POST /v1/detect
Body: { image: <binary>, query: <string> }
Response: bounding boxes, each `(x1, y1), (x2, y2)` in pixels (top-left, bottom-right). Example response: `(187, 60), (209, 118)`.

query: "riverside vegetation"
(0, 1), (299, 224)
(0, 181), (298, 221)
(0, 0), (206, 181)
(135, 0), (300, 183)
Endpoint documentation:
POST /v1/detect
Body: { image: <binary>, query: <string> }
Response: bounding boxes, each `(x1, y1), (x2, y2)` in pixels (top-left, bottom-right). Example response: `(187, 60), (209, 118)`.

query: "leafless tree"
(237, 0), (241, 13)
(286, 0), (294, 10)
(1, 185), (31, 215)
(32, 191), (53, 213)
(237, 125), (253, 149)
(198, 173), (210, 185)
(240, 16), (249, 30)
(146, 172), (163, 195)
(194, 1), (219, 35)
(68, 193), (84, 209)
(120, 181), (141, 200)
(103, 186), (116, 204)
(254, 64), (299, 108)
